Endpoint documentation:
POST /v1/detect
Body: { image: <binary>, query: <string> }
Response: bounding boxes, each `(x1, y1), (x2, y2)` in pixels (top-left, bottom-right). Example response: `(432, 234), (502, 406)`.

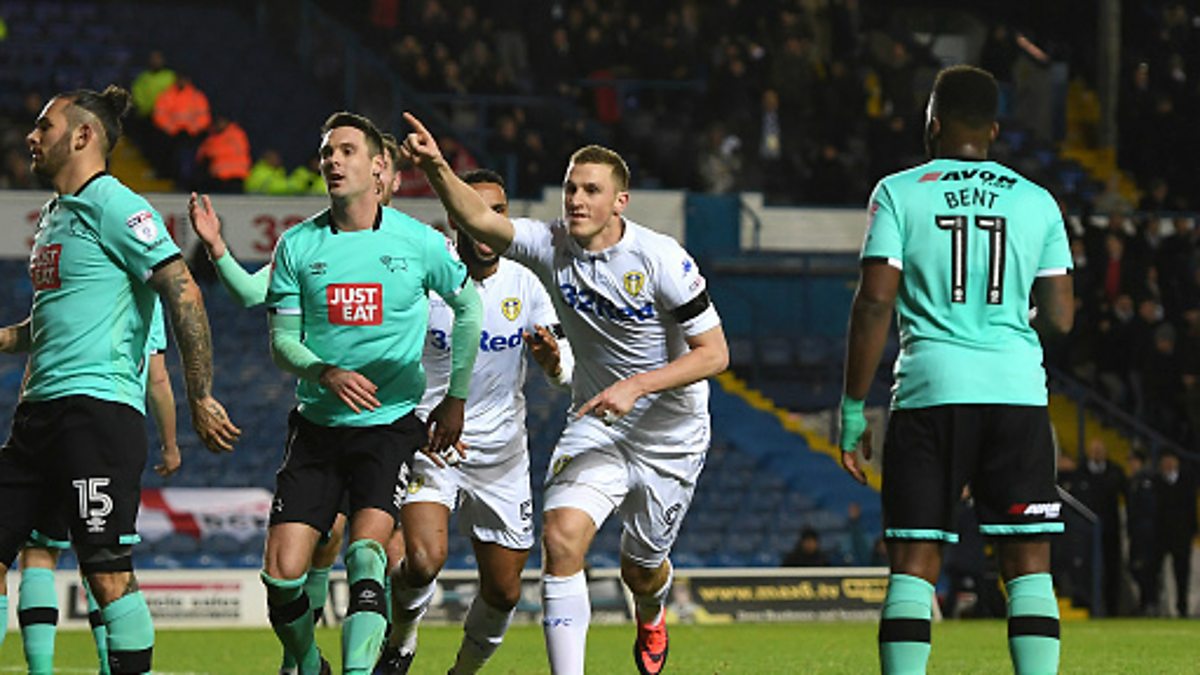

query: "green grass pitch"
(2, 620), (1197, 673)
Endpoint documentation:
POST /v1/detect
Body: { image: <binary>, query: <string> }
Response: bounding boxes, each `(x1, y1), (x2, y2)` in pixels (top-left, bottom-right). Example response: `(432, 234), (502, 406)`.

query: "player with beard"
(0, 85), (238, 674)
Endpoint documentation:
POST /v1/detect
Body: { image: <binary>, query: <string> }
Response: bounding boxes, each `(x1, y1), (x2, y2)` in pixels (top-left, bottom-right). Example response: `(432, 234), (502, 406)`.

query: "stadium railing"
(1047, 367), (1198, 464)
(1055, 486), (1104, 618)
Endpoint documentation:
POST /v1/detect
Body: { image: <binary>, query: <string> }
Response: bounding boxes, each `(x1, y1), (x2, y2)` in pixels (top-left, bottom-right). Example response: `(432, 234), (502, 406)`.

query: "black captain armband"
(671, 290), (712, 324)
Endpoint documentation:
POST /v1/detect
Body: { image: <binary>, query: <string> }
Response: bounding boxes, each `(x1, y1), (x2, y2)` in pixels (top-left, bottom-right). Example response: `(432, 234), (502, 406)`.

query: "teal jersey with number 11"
(861, 158), (1072, 409)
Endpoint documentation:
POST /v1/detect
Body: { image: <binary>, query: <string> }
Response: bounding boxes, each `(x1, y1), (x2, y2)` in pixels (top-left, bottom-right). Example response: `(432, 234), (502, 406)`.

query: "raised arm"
(0, 316), (31, 354)
(400, 112), (515, 253)
(188, 192), (270, 307)
(148, 258), (240, 452)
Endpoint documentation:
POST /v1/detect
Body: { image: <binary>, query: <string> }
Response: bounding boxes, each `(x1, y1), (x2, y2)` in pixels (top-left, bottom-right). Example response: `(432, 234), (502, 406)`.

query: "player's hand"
(421, 439), (468, 469)
(189, 395), (241, 453)
(319, 366), (381, 413)
(400, 112), (446, 172)
(524, 324), (561, 377)
(155, 443), (182, 477)
(187, 193), (227, 259)
(426, 396), (466, 456)
(576, 377), (644, 426)
(839, 396), (871, 485)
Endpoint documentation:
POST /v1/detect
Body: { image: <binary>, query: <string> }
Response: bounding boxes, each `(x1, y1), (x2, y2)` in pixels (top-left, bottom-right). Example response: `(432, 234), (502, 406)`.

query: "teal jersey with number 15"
(861, 158), (1072, 409)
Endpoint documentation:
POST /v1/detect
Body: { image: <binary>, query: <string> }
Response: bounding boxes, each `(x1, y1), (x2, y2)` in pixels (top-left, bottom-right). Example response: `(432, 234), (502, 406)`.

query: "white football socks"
(542, 571), (590, 675)
(387, 570), (435, 654)
(451, 596), (516, 674)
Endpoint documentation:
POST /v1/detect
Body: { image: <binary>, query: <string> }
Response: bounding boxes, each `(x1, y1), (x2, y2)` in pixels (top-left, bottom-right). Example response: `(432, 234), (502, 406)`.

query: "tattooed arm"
(0, 316), (30, 353)
(148, 259), (240, 452)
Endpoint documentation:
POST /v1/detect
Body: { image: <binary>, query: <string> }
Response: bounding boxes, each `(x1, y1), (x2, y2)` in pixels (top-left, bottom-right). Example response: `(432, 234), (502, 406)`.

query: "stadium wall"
(0, 189), (867, 262)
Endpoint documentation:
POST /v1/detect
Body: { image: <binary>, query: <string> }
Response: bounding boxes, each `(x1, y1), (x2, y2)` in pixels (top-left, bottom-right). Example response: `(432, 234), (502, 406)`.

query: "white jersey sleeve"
(650, 239), (721, 337)
(507, 218), (557, 277)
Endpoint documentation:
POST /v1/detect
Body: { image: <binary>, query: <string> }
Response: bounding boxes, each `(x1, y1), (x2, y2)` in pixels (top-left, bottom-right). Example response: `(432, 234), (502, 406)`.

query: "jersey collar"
(325, 205), (383, 234)
(567, 217), (637, 262)
(73, 171), (108, 196)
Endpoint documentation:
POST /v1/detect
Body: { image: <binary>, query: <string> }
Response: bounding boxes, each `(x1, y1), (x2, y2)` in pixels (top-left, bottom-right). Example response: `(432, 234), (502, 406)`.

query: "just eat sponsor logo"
(327, 283), (383, 325)
(30, 244), (62, 290)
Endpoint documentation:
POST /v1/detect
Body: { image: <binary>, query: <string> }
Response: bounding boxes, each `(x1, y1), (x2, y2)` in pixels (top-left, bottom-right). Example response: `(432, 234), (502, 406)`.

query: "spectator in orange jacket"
(195, 116), (250, 193)
(151, 75), (211, 187)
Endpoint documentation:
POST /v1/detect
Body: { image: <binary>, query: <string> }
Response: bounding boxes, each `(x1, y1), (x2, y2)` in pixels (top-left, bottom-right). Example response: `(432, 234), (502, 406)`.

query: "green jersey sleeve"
(861, 183), (903, 264)
(266, 235), (302, 314)
(214, 252), (271, 307)
(421, 229), (470, 299)
(98, 196), (180, 281)
(1038, 200), (1073, 274)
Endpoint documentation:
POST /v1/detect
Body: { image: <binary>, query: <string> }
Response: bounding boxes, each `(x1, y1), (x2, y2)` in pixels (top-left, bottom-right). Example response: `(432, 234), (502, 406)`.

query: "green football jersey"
(861, 159), (1072, 409)
(267, 206), (470, 426)
(24, 174), (181, 413)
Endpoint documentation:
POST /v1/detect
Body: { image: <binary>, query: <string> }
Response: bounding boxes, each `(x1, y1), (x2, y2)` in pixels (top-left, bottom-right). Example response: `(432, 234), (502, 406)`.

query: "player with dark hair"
(188, 128), (406, 675)
(16, 303), (178, 675)
(839, 65), (1074, 674)
(402, 113), (728, 675)
(378, 168), (573, 674)
(0, 85), (238, 674)
(258, 111), (482, 675)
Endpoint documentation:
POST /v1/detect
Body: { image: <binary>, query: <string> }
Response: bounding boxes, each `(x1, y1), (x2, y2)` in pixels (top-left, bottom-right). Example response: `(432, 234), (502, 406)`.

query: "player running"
(378, 168), (573, 675)
(0, 85), (238, 675)
(259, 112), (481, 675)
(402, 113), (728, 675)
(839, 65), (1074, 675)
(16, 301), (179, 675)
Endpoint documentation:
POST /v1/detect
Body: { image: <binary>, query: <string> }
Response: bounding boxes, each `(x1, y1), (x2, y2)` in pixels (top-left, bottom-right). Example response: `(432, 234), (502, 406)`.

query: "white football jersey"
(508, 217), (721, 437)
(418, 258), (562, 461)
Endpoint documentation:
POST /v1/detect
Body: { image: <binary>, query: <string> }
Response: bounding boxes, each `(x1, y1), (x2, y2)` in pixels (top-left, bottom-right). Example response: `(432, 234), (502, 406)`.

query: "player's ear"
(74, 122), (94, 152)
(613, 190), (630, 215)
(989, 121), (999, 142)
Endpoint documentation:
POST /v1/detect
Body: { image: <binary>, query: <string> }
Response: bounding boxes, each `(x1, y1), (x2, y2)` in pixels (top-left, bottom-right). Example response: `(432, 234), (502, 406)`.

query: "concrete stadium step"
(1048, 392), (1131, 466)
(110, 137), (174, 193)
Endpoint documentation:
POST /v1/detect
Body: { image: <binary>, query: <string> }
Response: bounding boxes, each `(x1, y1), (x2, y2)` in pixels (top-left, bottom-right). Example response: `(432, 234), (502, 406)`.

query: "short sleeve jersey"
(861, 159), (1073, 408)
(24, 173), (181, 413)
(267, 207), (469, 427)
(418, 258), (561, 461)
(507, 217), (720, 438)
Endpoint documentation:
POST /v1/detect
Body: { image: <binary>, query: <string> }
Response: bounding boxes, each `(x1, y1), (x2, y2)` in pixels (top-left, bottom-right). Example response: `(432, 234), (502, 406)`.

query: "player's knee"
(620, 557), (664, 595)
(263, 551), (310, 582)
(480, 577), (522, 611)
(542, 523), (587, 570)
(84, 570), (135, 607)
(20, 546), (59, 569)
(403, 540), (446, 585)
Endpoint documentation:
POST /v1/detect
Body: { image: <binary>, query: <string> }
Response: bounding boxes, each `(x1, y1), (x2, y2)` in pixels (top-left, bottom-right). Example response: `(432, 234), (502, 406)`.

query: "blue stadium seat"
(154, 533), (200, 556)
